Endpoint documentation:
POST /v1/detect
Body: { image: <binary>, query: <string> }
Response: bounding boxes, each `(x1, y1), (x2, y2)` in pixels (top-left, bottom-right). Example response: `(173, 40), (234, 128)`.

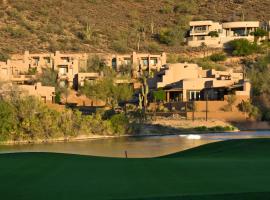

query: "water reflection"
(0, 131), (269, 158)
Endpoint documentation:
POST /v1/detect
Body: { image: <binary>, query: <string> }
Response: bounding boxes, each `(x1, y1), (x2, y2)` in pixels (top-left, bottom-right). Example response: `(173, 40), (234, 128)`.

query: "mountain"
(0, 0), (269, 55)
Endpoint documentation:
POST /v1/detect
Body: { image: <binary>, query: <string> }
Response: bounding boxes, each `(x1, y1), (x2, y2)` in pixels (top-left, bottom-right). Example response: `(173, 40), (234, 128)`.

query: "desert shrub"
(147, 42), (161, 53)
(111, 40), (129, 53)
(156, 28), (176, 46)
(208, 31), (219, 37)
(209, 53), (227, 62)
(229, 39), (259, 56)
(195, 58), (226, 71)
(2, 26), (29, 38)
(173, 1), (198, 14)
(153, 90), (166, 102)
(159, 5), (173, 14)
(0, 51), (10, 62)
(109, 114), (130, 135)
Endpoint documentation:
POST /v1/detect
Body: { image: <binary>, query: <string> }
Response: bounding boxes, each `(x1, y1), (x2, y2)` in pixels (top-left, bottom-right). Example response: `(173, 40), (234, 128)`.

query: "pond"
(0, 131), (270, 158)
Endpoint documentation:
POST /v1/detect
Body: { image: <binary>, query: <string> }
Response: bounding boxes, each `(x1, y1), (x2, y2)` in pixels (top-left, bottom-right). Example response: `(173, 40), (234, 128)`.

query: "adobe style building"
(0, 51), (167, 103)
(7, 51), (166, 87)
(152, 63), (250, 102)
(187, 20), (261, 48)
(105, 52), (167, 76)
(0, 82), (55, 104)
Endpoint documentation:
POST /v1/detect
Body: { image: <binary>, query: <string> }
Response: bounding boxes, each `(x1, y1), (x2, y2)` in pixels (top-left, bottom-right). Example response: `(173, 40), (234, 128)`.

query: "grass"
(1, 139), (270, 200)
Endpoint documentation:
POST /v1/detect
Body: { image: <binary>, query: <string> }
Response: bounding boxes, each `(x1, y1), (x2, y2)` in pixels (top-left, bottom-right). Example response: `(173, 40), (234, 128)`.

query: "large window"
(150, 58), (158, 66)
(194, 26), (207, 33)
(188, 90), (201, 101)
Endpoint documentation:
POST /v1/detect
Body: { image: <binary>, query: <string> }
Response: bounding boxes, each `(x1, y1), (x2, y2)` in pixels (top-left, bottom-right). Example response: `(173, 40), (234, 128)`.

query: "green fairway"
(1, 139), (270, 200)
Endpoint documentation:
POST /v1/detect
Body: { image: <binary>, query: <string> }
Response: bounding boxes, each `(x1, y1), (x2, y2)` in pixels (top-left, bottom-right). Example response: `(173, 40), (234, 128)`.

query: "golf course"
(1, 139), (270, 200)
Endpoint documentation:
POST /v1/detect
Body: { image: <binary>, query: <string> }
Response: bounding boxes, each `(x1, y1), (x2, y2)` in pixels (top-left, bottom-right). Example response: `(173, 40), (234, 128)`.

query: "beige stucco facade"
(0, 82), (55, 103)
(0, 51), (167, 103)
(5, 51), (166, 87)
(153, 63), (250, 102)
(187, 20), (262, 48)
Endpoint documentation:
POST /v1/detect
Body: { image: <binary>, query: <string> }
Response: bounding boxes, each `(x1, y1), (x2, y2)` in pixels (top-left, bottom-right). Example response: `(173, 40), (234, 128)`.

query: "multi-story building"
(7, 51), (166, 87)
(0, 51), (167, 103)
(187, 20), (261, 48)
(104, 52), (167, 74)
(152, 63), (250, 102)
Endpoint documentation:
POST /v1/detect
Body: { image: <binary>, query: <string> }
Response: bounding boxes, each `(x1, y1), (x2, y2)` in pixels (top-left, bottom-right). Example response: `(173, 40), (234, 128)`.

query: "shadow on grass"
(115, 192), (270, 200)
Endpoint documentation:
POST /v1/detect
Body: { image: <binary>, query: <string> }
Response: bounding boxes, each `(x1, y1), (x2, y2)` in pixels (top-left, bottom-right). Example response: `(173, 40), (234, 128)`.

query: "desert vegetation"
(0, 0), (269, 54)
(0, 88), (131, 142)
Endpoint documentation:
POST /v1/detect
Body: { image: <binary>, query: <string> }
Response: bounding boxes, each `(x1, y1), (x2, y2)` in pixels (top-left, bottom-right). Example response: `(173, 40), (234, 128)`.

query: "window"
(150, 58), (158, 66)
(61, 57), (70, 63)
(142, 58), (149, 66)
(58, 65), (68, 75)
(32, 57), (40, 66)
(188, 90), (201, 101)
(112, 58), (117, 69)
(44, 57), (51, 64)
(194, 26), (207, 33)
(124, 58), (131, 65)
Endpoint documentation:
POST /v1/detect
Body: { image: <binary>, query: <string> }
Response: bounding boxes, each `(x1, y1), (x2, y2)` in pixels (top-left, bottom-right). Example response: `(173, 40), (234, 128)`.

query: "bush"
(209, 53), (227, 62)
(229, 39), (259, 56)
(208, 31), (219, 37)
(0, 101), (16, 141)
(0, 51), (10, 62)
(111, 40), (128, 53)
(153, 90), (166, 102)
(109, 114), (129, 135)
(195, 57), (226, 71)
(173, 1), (198, 14)
(156, 28), (175, 46)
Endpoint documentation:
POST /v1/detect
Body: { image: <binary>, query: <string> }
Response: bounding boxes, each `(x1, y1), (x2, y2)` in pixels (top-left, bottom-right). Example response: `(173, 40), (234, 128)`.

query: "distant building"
(187, 20), (262, 48)
(152, 63), (250, 102)
(5, 51), (166, 87)
(0, 82), (55, 104)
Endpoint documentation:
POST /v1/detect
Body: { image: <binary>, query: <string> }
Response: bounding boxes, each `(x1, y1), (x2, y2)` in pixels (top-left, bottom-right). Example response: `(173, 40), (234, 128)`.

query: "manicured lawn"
(1, 139), (270, 200)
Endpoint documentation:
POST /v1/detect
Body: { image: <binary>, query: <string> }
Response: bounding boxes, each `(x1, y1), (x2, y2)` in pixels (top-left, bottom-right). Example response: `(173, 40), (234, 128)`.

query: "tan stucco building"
(0, 82), (55, 103)
(152, 63), (250, 102)
(187, 20), (262, 48)
(0, 51), (167, 103)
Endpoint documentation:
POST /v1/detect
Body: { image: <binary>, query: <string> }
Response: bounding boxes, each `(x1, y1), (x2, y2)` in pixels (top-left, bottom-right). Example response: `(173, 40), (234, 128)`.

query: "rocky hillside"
(0, 0), (269, 55)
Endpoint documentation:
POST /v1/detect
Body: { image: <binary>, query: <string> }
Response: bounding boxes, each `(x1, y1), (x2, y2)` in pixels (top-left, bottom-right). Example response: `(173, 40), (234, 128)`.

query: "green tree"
(0, 101), (17, 141)
(109, 113), (129, 135)
(229, 39), (259, 56)
(153, 90), (166, 102)
(81, 70), (133, 107)
(251, 28), (268, 43)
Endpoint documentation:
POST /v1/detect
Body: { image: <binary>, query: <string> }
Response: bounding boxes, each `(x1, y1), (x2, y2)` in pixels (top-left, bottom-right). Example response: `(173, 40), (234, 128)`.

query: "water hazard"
(0, 131), (269, 158)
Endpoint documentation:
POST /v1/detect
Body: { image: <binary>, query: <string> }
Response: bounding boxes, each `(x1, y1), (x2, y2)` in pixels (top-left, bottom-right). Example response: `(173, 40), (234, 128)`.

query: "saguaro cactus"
(139, 76), (149, 111)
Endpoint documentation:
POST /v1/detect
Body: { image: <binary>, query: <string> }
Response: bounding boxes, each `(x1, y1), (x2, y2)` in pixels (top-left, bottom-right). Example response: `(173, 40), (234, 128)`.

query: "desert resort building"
(0, 51), (167, 103)
(148, 62), (251, 121)
(187, 20), (270, 48)
(0, 49), (254, 120)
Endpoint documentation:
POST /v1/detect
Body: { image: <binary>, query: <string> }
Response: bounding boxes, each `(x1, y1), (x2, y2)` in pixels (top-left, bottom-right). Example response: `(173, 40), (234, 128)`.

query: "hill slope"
(0, 0), (269, 54)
